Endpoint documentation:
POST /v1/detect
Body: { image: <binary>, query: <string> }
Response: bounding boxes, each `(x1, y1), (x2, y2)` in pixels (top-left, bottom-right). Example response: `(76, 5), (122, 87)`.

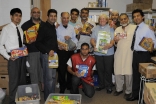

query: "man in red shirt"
(67, 43), (96, 98)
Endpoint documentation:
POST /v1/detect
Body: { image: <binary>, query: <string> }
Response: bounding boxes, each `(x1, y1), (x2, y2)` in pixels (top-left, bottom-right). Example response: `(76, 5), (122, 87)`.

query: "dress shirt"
(57, 23), (78, 46)
(91, 24), (114, 56)
(35, 21), (58, 54)
(134, 22), (156, 51)
(0, 22), (24, 60)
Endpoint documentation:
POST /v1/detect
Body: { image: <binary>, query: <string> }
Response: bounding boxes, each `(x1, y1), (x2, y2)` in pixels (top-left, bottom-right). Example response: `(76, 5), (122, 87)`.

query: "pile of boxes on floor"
(0, 55), (9, 103)
(139, 57), (156, 104)
(126, 0), (155, 12)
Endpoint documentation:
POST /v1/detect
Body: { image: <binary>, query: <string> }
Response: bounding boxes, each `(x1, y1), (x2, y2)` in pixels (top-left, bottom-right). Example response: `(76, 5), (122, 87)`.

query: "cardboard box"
(0, 55), (8, 74)
(0, 75), (9, 95)
(126, 4), (132, 12)
(139, 63), (156, 78)
(133, 0), (153, 4)
(144, 83), (156, 104)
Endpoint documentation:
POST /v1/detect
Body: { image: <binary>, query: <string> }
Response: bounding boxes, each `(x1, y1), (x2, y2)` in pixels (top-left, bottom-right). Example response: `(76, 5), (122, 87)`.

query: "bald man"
(57, 12), (78, 93)
(21, 7), (44, 88)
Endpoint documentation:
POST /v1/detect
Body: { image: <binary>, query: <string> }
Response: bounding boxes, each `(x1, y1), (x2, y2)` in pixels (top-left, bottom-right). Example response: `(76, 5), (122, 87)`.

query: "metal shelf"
(85, 7), (110, 11)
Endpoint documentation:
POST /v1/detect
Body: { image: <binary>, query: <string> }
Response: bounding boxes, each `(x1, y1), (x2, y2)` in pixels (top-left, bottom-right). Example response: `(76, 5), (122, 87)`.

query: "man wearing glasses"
(21, 7), (44, 90)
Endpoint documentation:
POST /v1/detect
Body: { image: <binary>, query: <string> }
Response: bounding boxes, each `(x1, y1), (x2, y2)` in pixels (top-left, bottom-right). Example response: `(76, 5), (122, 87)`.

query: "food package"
(115, 32), (127, 39)
(76, 65), (89, 78)
(139, 37), (154, 52)
(80, 22), (94, 35)
(49, 53), (58, 68)
(11, 46), (28, 58)
(24, 24), (39, 43)
(58, 40), (68, 51)
(74, 24), (81, 35)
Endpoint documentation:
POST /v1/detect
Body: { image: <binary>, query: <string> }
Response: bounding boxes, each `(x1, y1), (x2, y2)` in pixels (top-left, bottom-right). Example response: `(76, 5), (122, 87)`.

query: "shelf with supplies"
(85, 7), (110, 11)
(85, 7), (110, 24)
(126, 9), (156, 14)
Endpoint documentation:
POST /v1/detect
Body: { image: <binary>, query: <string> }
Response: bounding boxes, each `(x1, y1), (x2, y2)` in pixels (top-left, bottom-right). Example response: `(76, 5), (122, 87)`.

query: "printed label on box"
(11, 46), (28, 58)
(76, 65), (89, 78)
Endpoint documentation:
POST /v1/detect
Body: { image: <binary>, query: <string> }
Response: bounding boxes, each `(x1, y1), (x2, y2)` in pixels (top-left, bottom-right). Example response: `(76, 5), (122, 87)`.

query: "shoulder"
(2, 23), (13, 30)
(88, 55), (95, 61)
(71, 53), (79, 58)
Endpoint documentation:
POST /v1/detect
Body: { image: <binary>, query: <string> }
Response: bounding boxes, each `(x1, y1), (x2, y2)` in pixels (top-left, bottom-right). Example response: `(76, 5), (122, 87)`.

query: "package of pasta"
(24, 24), (40, 43)
(139, 37), (154, 52)
(11, 46), (28, 58)
(57, 40), (68, 51)
(80, 22), (94, 35)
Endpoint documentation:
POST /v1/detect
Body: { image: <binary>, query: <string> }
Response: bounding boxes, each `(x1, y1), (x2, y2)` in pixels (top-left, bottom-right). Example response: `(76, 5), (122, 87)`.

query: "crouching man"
(67, 43), (96, 98)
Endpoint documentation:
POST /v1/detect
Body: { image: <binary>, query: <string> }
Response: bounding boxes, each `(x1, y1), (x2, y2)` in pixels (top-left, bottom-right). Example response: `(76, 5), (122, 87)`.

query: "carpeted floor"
(3, 86), (138, 104)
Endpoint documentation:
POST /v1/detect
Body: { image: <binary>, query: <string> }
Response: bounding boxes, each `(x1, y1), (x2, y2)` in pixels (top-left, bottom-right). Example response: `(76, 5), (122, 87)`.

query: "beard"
(32, 17), (40, 21)
(120, 21), (129, 27)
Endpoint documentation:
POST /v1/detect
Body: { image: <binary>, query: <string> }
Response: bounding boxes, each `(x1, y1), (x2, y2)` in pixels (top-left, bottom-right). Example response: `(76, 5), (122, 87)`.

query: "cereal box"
(76, 65), (89, 78)
(11, 46), (28, 58)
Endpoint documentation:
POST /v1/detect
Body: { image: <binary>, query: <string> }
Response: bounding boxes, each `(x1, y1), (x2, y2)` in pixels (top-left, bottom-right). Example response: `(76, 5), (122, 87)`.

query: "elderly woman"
(90, 14), (114, 94)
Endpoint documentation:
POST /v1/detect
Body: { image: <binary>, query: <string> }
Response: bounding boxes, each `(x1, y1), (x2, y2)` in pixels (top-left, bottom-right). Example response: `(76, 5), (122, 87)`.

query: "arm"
(0, 27), (10, 60)
(35, 26), (51, 54)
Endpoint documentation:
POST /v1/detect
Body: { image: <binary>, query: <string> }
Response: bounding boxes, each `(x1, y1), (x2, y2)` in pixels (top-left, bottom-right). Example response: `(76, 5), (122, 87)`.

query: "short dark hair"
(47, 9), (57, 17)
(10, 8), (22, 16)
(120, 13), (129, 18)
(81, 8), (89, 13)
(70, 8), (79, 15)
(81, 43), (89, 49)
(132, 9), (144, 19)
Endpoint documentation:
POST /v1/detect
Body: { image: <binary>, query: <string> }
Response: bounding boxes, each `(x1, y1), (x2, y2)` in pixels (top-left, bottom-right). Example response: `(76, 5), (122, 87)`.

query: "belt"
(134, 50), (149, 54)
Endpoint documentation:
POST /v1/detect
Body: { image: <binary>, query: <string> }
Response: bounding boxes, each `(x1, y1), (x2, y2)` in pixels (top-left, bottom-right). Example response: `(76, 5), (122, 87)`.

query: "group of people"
(0, 6), (156, 104)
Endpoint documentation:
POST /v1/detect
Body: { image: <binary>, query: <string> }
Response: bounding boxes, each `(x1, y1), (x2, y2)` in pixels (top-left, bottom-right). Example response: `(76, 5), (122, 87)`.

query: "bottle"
(48, 52), (58, 68)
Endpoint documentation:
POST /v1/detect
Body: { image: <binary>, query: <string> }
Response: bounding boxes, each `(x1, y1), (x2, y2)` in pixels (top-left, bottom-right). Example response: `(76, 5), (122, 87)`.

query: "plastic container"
(49, 52), (59, 68)
(45, 93), (82, 104)
(15, 84), (40, 104)
(0, 88), (6, 104)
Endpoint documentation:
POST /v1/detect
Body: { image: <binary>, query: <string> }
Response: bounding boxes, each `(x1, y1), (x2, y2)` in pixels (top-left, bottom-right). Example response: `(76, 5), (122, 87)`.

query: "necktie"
(131, 26), (139, 51)
(16, 27), (22, 47)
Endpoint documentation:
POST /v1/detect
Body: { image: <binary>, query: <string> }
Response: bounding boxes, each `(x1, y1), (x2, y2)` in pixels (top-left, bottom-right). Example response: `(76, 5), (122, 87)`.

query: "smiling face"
(120, 14), (129, 26)
(11, 12), (22, 25)
(61, 12), (70, 26)
(71, 11), (79, 21)
(80, 10), (89, 20)
(133, 12), (144, 25)
(48, 12), (57, 24)
(98, 14), (108, 26)
(31, 7), (40, 21)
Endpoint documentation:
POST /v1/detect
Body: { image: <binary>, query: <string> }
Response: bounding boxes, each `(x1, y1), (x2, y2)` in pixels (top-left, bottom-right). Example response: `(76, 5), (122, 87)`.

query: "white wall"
(0, 0), (31, 26)
(51, 0), (133, 23)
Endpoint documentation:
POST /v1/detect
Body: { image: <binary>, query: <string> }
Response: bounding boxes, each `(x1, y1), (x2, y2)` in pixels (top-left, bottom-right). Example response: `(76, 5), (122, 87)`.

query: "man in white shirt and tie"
(0, 8), (26, 104)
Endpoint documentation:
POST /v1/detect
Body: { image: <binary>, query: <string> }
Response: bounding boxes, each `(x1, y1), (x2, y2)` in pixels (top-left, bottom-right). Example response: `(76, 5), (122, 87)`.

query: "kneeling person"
(67, 43), (96, 98)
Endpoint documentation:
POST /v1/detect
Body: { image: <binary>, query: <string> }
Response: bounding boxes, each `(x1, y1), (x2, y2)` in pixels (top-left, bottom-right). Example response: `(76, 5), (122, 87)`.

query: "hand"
(114, 36), (120, 42)
(28, 39), (36, 44)
(55, 23), (60, 29)
(49, 50), (54, 57)
(73, 71), (81, 77)
(9, 56), (17, 61)
(78, 27), (82, 32)
(147, 38), (153, 43)
(149, 26), (156, 31)
(103, 43), (111, 50)
(64, 36), (71, 40)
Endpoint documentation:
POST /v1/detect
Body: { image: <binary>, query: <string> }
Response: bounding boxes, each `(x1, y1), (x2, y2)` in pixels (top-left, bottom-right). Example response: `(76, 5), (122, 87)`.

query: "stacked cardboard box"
(0, 55), (9, 95)
(144, 83), (156, 104)
(139, 63), (156, 78)
(126, 0), (153, 12)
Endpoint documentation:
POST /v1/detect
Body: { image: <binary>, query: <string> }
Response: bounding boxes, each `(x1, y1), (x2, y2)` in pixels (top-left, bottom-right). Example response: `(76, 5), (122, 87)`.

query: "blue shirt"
(91, 24), (114, 56)
(68, 21), (77, 27)
(134, 22), (156, 51)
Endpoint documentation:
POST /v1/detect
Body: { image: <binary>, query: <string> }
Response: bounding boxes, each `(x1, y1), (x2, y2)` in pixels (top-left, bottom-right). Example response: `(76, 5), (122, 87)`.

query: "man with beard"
(110, 10), (120, 30)
(21, 7), (44, 90)
(77, 8), (96, 52)
(67, 43), (96, 98)
(113, 13), (136, 99)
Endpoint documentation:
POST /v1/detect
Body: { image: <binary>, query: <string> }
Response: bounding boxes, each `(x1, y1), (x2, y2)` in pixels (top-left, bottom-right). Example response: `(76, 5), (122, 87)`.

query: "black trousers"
(71, 75), (95, 98)
(132, 51), (151, 98)
(8, 57), (26, 104)
(57, 50), (74, 93)
(95, 55), (114, 90)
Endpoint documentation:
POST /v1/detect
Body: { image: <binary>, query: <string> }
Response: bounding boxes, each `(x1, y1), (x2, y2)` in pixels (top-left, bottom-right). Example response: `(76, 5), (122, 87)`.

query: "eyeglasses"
(32, 12), (40, 14)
